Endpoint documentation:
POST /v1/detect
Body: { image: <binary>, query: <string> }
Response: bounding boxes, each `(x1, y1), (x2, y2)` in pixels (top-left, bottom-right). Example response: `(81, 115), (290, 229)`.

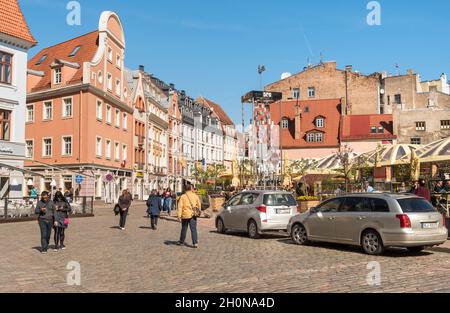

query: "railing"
(0, 196), (94, 222)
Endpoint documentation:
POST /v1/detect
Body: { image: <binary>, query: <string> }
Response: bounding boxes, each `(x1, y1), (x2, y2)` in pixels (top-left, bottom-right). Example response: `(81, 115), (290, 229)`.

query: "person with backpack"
(35, 191), (56, 254)
(177, 183), (201, 248)
(146, 189), (162, 230)
(53, 191), (72, 251)
(117, 189), (132, 230)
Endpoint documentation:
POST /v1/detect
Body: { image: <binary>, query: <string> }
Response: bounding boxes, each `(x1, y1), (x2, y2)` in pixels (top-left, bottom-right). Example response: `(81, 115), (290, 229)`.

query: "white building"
(0, 1), (37, 198)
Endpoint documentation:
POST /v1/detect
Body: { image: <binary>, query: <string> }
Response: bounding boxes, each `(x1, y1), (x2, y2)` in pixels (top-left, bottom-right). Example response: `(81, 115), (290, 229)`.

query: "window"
(281, 119), (289, 129)
(62, 98), (72, 118)
(107, 47), (113, 62)
(106, 105), (112, 124)
(239, 193), (259, 205)
(316, 198), (343, 213)
(369, 198), (390, 213)
(115, 142), (120, 160)
(308, 87), (316, 98)
(306, 133), (315, 142)
(394, 94), (402, 104)
(115, 109), (120, 127)
(292, 88), (300, 99)
(116, 54), (121, 68)
(122, 144), (127, 161)
(26, 140), (33, 158)
(35, 54), (47, 65)
(377, 126), (384, 134)
(43, 138), (52, 157)
(123, 113), (127, 130)
(96, 100), (102, 120)
(68, 46), (81, 57)
(0, 110), (11, 141)
(124, 88), (128, 99)
(306, 132), (323, 143)
(411, 137), (421, 145)
(415, 121), (426, 131)
(304, 106), (310, 113)
(98, 71), (103, 84)
(62, 136), (72, 156)
(263, 194), (297, 206)
(115, 79), (121, 96)
(54, 68), (62, 84)
(370, 126), (377, 134)
(43, 102), (53, 120)
(340, 197), (371, 212)
(315, 133), (323, 142)
(107, 73), (112, 90)
(105, 140), (111, 159)
(398, 198), (437, 213)
(441, 120), (450, 130)
(0, 51), (12, 84)
(96, 137), (102, 157)
(316, 118), (324, 128)
(26, 105), (34, 122)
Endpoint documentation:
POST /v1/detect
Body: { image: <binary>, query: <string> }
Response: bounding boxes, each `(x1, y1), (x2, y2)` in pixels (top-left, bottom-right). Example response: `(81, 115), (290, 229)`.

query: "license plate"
(276, 209), (290, 214)
(422, 223), (438, 229)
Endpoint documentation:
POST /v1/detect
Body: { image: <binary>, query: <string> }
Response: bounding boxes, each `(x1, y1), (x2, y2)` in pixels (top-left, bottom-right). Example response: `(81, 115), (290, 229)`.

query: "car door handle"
(328, 217), (336, 220)
(358, 216), (367, 220)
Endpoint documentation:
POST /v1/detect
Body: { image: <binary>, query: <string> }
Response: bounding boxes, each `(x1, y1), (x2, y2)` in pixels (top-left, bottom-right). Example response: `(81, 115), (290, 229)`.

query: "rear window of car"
(263, 194), (297, 206)
(398, 198), (437, 213)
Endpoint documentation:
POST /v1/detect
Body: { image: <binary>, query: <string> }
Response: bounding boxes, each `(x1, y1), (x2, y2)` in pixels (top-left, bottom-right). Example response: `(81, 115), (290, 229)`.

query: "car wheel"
(407, 246), (425, 253)
(248, 220), (260, 239)
(361, 230), (384, 255)
(291, 224), (310, 245)
(216, 218), (226, 234)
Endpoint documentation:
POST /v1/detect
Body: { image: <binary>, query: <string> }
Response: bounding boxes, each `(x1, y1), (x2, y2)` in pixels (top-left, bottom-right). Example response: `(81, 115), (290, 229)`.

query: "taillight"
(256, 205), (267, 213)
(396, 214), (412, 228)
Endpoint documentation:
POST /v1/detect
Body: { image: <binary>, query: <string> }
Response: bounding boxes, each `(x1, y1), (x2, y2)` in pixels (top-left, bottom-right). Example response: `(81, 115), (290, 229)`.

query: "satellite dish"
(281, 72), (292, 80)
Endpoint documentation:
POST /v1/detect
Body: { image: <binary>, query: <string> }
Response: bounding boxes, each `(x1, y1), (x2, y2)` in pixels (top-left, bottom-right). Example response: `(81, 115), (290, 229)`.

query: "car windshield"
(398, 198), (437, 213)
(263, 194), (297, 206)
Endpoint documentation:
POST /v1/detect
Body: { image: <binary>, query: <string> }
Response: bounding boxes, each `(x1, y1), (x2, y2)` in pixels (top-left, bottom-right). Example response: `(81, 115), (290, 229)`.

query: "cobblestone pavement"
(0, 202), (449, 293)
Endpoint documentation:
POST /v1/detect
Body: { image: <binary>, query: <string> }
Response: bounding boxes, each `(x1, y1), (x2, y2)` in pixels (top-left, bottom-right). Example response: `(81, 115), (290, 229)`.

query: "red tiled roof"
(269, 99), (342, 148)
(340, 114), (397, 141)
(28, 31), (99, 92)
(197, 97), (234, 125)
(0, 0), (36, 44)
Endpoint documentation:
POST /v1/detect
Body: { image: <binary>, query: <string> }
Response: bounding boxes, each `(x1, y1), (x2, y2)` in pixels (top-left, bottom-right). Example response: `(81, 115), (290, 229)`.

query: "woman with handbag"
(53, 191), (72, 251)
(177, 183), (202, 248)
(118, 190), (132, 230)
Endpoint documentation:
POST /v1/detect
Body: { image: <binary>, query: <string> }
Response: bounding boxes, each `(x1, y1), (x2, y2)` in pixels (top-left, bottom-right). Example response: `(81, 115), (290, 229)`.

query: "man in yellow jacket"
(177, 183), (202, 248)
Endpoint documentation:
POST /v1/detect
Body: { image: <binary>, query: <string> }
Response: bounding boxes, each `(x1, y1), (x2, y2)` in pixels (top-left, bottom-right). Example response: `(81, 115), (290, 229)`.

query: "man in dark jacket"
(35, 191), (56, 254)
(118, 190), (132, 230)
(146, 190), (162, 230)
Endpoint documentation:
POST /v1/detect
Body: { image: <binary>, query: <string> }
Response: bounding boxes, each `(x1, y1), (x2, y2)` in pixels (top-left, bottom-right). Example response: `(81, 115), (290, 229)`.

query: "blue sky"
(20, 0), (450, 125)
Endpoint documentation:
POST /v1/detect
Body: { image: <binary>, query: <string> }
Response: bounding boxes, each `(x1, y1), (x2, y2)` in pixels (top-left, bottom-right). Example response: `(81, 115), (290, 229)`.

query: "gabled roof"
(0, 0), (36, 44)
(197, 96), (234, 125)
(28, 31), (99, 92)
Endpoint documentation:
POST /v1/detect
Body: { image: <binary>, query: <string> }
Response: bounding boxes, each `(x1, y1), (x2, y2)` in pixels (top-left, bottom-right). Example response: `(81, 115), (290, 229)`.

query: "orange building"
(25, 12), (133, 202)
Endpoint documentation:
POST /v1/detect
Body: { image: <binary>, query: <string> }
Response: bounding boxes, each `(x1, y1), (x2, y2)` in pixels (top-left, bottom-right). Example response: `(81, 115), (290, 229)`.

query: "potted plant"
(297, 196), (320, 213)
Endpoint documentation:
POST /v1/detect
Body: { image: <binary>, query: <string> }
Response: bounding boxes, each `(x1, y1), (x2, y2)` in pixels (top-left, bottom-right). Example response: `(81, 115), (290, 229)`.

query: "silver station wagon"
(287, 193), (448, 255)
(216, 191), (299, 239)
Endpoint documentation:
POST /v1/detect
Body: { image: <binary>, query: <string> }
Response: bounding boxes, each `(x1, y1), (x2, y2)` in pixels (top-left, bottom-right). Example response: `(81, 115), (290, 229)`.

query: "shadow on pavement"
(277, 239), (434, 257)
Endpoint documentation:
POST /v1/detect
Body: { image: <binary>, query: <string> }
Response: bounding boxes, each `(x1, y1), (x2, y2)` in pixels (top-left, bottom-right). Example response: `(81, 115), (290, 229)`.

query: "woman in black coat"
(146, 190), (162, 230)
(53, 191), (72, 251)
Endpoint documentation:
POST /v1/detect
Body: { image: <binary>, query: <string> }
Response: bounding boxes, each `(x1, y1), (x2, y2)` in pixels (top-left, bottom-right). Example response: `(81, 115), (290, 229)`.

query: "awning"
(0, 162), (45, 177)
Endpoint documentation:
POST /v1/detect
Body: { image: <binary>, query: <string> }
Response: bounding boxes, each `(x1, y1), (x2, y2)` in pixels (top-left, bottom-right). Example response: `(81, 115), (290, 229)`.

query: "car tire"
(407, 246), (425, 253)
(216, 218), (226, 234)
(291, 224), (310, 245)
(361, 230), (384, 255)
(248, 220), (260, 239)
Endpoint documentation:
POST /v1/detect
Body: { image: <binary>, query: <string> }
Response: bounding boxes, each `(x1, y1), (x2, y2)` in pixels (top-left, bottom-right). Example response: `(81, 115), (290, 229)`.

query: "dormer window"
(35, 54), (47, 65)
(281, 119), (289, 129)
(69, 46), (81, 57)
(54, 68), (62, 84)
(306, 131), (324, 143)
(315, 117), (325, 128)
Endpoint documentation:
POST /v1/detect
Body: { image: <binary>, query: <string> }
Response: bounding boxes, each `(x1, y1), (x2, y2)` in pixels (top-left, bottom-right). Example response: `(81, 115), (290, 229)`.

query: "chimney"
(345, 65), (353, 72)
(295, 104), (302, 140)
(407, 69), (414, 75)
(139, 65), (145, 72)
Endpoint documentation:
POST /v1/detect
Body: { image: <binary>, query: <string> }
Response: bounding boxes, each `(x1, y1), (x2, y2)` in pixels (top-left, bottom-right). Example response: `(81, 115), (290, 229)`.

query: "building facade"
(0, 0), (37, 199)
(25, 11), (134, 202)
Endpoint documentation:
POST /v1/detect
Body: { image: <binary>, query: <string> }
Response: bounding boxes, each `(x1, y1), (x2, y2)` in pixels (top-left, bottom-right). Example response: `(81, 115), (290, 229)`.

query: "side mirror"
(309, 207), (317, 214)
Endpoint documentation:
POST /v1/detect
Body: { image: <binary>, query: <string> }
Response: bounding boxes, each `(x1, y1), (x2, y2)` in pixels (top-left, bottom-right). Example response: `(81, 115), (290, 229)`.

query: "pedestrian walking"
(163, 188), (173, 217)
(415, 179), (431, 202)
(53, 191), (72, 251)
(146, 190), (162, 230)
(35, 191), (56, 254)
(118, 189), (132, 230)
(177, 183), (201, 248)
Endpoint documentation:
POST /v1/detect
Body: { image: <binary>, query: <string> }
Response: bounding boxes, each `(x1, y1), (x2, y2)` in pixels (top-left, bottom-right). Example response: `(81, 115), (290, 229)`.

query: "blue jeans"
(180, 217), (198, 245)
(38, 219), (52, 251)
